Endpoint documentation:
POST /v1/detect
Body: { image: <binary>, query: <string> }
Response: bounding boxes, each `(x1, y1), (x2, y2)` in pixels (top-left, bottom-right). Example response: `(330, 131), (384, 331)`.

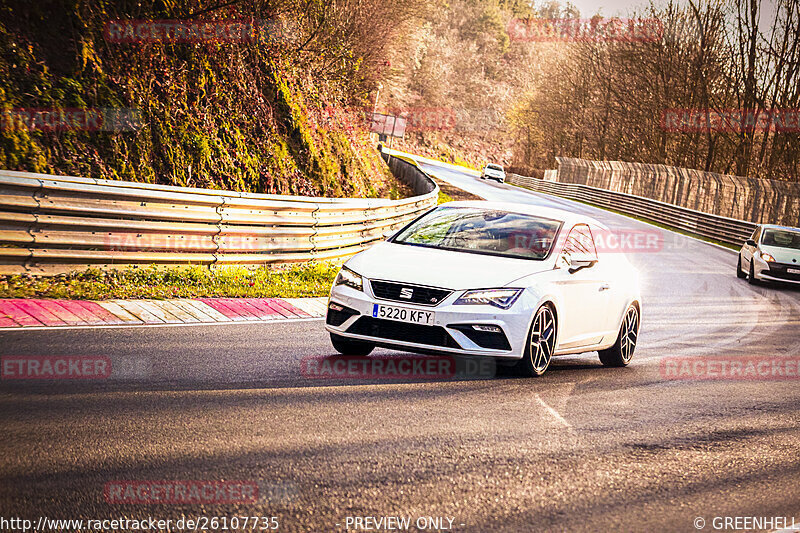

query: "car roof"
(760, 224), (800, 232)
(440, 200), (605, 228)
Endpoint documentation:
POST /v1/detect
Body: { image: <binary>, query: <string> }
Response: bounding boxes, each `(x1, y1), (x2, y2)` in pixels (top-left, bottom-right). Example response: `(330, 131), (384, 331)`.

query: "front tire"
(599, 305), (639, 367)
(748, 262), (759, 285)
(515, 305), (557, 377)
(330, 333), (374, 356)
(736, 255), (747, 279)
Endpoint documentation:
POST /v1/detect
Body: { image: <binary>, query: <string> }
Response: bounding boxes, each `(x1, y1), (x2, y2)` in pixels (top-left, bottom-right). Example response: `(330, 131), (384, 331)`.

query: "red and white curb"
(0, 297), (328, 329)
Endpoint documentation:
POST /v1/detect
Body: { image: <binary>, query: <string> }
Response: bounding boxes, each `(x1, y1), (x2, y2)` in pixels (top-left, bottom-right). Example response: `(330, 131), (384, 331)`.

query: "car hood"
(761, 244), (800, 264)
(346, 241), (553, 289)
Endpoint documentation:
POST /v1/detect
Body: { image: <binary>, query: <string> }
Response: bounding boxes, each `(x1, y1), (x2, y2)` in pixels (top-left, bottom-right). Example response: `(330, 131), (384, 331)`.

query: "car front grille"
(347, 317), (461, 349)
(767, 262), (800, 282)
(369, 280), (452, 306)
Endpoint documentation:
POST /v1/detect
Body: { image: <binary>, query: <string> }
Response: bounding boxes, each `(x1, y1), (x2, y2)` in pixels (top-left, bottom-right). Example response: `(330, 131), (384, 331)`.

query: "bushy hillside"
(0, 0), (408, 197)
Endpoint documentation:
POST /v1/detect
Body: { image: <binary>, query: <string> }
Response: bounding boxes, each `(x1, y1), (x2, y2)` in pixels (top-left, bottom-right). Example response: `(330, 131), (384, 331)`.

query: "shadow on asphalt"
(0, 353), (658, 398)
(754, 281), (800, 293)
(4, 415), (800, 522)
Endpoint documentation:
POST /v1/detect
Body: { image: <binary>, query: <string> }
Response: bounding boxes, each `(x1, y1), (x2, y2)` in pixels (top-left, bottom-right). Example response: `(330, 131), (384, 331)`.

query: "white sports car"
(480, 164), (506, 183)
(737, 224), (800, 285)
(325, 201), (642, 376)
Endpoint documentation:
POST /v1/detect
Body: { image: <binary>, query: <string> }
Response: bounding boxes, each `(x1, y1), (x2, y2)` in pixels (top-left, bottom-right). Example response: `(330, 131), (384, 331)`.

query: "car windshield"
(393, 206), (562, 260)
(761, 229), (800, 250)
(487, 164), (503, 171)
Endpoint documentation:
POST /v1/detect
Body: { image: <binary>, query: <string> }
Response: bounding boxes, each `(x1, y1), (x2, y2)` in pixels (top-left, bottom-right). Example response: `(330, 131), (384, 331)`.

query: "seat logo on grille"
(399, 287), (414, 299)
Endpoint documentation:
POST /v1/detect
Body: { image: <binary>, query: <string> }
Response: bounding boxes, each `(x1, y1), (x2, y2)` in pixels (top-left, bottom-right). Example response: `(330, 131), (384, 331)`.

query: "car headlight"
(334, 266), (363, 291)
(454, 288), (523, 309)
(760, 252), (776, 262)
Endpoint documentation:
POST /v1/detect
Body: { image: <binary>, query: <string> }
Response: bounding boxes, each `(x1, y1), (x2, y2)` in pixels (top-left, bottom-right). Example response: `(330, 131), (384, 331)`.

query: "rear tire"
(515, 305), (557, 377)
(330, 333), (374, 356)
(736, 255), (747, 279)
(599, 305), (639, 367)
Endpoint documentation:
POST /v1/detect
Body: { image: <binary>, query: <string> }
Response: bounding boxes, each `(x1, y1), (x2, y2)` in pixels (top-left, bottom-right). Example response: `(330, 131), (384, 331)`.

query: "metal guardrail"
(507, 174), (757, 247)
(555, 157), (800, 228)
(0, 156), (438, 275)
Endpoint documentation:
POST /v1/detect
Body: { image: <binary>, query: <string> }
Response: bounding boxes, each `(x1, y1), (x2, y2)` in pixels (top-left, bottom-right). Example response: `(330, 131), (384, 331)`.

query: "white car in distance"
(325, 202), (642, 377)
(738, 224), (800, 285)
(480, 164), (506, 183)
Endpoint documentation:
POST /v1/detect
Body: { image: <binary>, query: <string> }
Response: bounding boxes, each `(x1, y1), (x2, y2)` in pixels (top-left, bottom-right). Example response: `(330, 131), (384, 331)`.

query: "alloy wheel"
(529, 306), (556, 373)
(619, 306), (639, 363)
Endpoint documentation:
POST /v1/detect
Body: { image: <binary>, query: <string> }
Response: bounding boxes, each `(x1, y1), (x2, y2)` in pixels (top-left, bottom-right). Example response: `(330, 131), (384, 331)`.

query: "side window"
(562, 224), (598, 261)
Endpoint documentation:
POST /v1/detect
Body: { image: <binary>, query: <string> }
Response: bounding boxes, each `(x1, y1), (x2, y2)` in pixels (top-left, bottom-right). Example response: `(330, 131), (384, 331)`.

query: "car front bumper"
(754, 257), (800, 285)
(325, 283), (535, 359)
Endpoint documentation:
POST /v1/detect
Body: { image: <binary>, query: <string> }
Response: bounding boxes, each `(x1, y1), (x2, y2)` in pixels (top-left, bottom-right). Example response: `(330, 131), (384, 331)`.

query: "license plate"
(373, 304), (434, 325)
(788, 268), (800, 275)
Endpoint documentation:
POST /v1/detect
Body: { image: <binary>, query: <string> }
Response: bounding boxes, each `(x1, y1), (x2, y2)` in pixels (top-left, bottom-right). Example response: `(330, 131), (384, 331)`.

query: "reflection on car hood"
(346, 241), (552, 289)
(761, 245), (800, 264)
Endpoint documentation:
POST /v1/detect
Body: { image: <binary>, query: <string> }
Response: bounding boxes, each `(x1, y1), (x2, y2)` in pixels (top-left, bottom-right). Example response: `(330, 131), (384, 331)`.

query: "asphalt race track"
(2, 161), (800, 532)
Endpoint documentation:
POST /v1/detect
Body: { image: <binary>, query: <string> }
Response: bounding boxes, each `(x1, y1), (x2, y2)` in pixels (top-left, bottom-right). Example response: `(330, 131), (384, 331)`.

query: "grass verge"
(431, 177), (483, 202)
(0, 262), (340, 300)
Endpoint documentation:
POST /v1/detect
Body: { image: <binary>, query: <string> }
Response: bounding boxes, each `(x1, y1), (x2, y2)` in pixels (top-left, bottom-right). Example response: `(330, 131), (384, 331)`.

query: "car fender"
(612, 295), (641, 333)
(751, 252), (770, 278)
(522, 285), (563, 351)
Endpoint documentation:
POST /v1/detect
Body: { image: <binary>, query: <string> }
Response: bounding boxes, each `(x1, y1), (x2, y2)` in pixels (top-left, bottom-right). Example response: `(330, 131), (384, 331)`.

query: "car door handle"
(599, 284), (611, 291)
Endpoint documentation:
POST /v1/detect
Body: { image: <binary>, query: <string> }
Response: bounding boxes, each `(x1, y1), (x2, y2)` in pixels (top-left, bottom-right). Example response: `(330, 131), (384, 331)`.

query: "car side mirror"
(745, 239), (756, 247)
(564, 255), (597, 274)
